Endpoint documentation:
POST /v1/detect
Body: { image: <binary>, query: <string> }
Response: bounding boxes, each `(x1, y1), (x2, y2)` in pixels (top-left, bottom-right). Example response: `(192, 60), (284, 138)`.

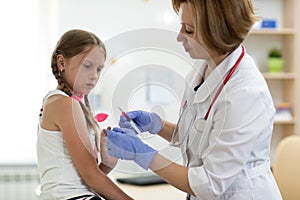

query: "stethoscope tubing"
(169, 45), (245, 147)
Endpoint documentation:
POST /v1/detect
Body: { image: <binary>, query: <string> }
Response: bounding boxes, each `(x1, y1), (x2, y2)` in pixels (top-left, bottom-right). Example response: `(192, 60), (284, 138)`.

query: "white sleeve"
(188, 86), (275, 199)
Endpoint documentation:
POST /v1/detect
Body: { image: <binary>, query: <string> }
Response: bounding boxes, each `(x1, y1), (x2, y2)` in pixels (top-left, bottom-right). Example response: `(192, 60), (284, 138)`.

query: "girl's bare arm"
(54, 97), (133, 200)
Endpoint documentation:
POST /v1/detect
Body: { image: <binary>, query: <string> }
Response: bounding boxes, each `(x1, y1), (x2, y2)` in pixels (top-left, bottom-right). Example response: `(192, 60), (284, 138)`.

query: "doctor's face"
(177, 2), (210, 60)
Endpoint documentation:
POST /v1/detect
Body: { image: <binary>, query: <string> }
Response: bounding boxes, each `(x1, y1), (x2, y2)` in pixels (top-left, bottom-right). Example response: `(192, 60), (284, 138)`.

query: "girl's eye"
(83, 64), (91, 68)
(97, 68), (102, 73)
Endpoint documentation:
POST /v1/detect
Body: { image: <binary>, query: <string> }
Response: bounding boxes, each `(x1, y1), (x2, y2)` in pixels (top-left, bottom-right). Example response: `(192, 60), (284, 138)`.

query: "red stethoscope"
(204, 45), (245, 120)
(170, 45), (245, 146)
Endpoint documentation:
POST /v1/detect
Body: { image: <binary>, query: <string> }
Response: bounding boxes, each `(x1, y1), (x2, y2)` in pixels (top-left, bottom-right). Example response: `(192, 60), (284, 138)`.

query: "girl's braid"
(80, 96), (100, 151)
(51, 52), (73, 96)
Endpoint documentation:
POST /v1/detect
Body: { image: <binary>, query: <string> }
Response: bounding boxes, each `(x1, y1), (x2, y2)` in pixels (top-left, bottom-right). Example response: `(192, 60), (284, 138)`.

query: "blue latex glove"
(119, 110), (163, 134)
(106, 128), (158, 170)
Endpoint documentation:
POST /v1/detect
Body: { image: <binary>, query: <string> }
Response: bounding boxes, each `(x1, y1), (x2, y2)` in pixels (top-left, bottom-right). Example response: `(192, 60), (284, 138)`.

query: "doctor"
(105, 0), (282, 199)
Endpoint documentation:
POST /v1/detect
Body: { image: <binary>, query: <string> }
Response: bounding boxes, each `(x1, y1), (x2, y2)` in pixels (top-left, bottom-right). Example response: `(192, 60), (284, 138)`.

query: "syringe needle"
(118, 106), (143, 135)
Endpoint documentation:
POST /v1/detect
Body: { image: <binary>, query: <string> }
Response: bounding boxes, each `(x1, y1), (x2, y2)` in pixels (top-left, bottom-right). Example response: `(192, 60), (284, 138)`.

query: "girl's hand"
(100, 127), (118, 171)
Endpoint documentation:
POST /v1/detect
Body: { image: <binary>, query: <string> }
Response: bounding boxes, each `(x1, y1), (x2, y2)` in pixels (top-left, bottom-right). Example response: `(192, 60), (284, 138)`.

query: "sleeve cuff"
(188, 166), (215, 200)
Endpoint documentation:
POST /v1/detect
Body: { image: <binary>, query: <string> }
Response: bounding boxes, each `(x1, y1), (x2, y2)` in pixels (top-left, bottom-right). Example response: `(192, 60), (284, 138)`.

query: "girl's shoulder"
(45, 91), (71, 107)
(41, 90), (82, 131)
(43, 90), (81, 118)
(43, 89), (69, 101)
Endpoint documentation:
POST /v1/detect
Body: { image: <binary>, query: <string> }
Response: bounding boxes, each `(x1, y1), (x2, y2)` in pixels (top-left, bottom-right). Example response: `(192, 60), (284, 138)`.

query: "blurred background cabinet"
(244, 0), (298, 162)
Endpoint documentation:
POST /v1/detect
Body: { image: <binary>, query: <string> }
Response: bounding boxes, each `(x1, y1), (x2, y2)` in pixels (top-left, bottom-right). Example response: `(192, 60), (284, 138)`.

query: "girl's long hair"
(51, 29), (106, 152)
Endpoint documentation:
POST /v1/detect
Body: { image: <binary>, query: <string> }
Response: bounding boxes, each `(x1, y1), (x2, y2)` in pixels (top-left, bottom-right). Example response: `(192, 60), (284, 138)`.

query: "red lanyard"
(204, 45), (245, 120)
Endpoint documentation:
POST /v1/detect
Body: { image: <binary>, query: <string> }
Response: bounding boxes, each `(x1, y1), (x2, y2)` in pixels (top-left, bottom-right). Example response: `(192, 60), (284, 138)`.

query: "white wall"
(0, 0), (45, 163)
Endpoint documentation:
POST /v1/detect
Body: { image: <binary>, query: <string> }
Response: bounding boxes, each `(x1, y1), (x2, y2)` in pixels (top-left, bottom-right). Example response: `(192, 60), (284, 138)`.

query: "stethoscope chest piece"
(194, 118), (206, 132)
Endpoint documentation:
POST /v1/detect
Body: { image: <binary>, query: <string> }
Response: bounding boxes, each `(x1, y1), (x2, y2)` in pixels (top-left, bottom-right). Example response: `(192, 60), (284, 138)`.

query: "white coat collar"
(188, 60), (207, 90)
(193, 45), (244, 103)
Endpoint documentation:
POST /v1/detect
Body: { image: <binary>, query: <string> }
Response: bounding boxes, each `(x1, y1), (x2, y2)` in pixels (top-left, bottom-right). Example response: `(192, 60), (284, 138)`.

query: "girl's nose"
(90, 70), (99, 80)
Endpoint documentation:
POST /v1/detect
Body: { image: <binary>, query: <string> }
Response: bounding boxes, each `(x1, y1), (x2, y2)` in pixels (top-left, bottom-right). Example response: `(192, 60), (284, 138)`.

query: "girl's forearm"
(87, 169), (133, 200)
(99, 162), (113, 174)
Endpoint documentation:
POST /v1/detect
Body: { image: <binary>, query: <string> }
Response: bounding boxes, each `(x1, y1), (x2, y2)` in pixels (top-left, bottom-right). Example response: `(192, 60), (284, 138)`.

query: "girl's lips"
(86, 83), (95, 88)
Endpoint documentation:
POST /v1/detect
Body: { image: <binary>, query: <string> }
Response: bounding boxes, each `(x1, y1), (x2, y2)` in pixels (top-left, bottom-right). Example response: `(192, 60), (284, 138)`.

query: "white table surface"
(110, 173), (187, 200)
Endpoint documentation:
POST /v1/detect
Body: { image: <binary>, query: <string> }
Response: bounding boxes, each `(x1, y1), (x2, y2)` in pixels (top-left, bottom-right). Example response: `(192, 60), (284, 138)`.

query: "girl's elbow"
(80, 167), (104, 187)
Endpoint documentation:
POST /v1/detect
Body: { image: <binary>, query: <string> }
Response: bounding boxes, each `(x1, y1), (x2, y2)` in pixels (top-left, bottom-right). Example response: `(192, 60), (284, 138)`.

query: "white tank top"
(36, 90), (96, 199)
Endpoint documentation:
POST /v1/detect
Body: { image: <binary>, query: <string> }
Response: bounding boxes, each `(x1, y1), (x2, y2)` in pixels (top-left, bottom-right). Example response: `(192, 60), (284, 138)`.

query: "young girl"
(37, 29), (133, 200)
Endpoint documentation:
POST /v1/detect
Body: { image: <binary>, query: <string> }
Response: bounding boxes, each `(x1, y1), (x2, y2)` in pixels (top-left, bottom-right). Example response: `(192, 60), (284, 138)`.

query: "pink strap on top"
(71, 95), (84, 102)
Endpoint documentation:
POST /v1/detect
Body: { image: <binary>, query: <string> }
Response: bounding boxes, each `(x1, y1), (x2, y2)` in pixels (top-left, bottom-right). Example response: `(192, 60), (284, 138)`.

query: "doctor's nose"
(177, 32), (184, 42)
(177, 26), (185, 43)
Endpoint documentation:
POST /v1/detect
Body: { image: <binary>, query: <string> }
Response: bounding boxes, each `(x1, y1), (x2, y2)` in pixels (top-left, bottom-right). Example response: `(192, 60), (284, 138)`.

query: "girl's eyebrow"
(83, 59), (104, 68)
(83, 60), (92, 64)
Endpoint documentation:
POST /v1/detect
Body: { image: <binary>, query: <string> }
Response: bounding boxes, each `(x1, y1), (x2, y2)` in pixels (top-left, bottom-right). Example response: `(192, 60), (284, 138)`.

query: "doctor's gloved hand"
(119, 110), (163, 134)
(106, 128), (158, 170)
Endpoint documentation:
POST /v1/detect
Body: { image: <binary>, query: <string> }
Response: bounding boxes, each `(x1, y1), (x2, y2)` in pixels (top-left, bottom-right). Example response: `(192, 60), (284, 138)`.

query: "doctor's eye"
(185, 29), (193, 35)
(183, 24), (194, 35)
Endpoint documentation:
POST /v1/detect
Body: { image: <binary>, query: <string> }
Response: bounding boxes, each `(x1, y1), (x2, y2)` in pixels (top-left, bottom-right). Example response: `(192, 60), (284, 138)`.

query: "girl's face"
(63, 46), (105, 96)
(177, 2), (211, 60)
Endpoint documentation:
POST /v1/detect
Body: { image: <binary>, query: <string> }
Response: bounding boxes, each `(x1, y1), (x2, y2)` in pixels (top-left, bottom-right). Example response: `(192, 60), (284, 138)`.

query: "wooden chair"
(273, 135), (300, 200)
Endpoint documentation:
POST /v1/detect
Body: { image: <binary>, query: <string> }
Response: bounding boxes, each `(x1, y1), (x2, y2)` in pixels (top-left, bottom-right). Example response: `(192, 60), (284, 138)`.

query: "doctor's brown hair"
(51, 29), (106, 151)
(172, 0), (258, 55)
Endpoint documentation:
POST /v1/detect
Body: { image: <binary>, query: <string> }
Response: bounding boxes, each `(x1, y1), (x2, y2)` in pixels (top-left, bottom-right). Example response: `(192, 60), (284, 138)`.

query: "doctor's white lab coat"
(178, 46), (282, 200)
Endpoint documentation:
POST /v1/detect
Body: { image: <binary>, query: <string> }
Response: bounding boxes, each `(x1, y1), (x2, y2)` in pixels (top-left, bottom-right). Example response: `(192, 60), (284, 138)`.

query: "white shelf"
(250, 28), (296, 35)
(248, 0), (298, 137)
(262, 72), (296, 80)
(274, 119), (296, 125)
